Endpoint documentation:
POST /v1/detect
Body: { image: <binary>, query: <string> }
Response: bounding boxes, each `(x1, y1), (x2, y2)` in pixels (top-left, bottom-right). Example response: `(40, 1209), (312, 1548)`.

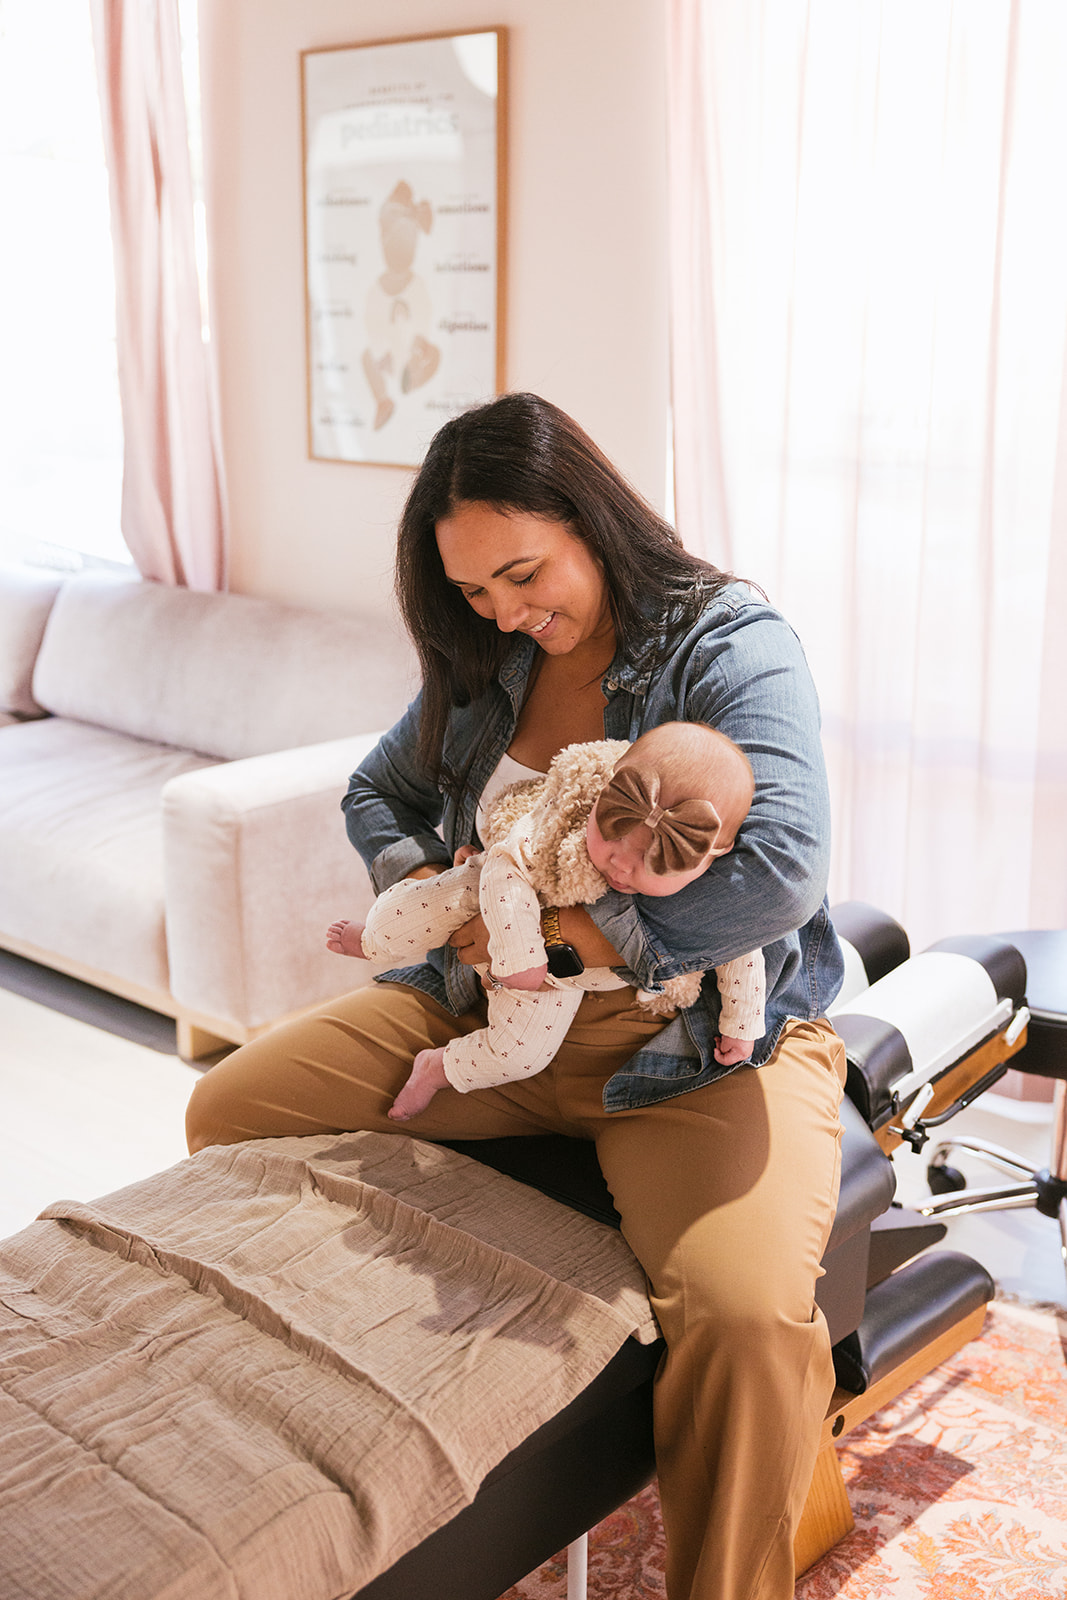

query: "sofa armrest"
(162, 732), (387, 1031)
(0, 565), (65, 718)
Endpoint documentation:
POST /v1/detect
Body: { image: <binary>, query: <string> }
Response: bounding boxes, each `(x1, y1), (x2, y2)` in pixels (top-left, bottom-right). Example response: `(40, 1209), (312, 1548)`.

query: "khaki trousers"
(186, 983), (846, 1600)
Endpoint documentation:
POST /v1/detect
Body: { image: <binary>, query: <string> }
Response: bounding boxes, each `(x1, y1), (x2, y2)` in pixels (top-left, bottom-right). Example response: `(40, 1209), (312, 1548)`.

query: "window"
(0, 0), (125, 569)
(0, 0), (205, 573)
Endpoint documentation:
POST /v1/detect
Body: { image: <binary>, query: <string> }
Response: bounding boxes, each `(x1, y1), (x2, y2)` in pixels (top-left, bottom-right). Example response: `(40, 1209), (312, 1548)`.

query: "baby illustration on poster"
(362, 181), (441, 432)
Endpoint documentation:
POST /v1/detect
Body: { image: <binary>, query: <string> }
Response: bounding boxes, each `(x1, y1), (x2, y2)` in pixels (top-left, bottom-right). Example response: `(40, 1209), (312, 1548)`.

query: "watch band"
(540, 906), (585, 979)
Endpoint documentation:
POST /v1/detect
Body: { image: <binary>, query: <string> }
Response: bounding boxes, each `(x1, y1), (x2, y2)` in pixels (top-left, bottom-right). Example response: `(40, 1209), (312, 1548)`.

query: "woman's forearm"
(556, 905), (623, 968)
(342, 695), (452, 891)
(444, 902), (622, 973)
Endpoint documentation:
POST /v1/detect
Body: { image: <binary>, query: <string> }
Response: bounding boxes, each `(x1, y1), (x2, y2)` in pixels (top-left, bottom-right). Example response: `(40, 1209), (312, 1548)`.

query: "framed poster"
(302, 29), (506, 467)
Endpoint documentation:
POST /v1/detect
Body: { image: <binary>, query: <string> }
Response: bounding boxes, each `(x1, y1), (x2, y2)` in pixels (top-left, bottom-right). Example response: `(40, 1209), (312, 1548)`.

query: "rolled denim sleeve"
(341, 694), (452, 894)
(588, 605), (832, 992)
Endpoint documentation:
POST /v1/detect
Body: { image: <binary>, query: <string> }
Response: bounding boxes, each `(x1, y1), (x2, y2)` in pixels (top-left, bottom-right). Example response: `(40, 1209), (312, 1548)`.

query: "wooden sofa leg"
(177, 1018), (232, 1061)
(794, 1444), (854, 1576)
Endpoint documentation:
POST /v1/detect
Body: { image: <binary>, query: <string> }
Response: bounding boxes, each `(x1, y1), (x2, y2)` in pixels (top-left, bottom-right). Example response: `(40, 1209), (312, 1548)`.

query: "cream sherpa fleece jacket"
(481, 738), (705, 1014)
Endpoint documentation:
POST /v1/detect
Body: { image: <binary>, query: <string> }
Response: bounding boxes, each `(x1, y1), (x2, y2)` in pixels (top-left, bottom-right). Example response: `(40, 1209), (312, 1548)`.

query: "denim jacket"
(341, 582), (844, 1111)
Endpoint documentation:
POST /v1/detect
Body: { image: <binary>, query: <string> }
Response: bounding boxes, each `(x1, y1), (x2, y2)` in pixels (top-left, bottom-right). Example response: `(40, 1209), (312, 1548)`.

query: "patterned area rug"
(497, 1297), (1067, 1600)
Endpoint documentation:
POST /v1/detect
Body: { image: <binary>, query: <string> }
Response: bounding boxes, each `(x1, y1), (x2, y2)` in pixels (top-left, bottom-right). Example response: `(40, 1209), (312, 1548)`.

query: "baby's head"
(585, 721), (753, 898)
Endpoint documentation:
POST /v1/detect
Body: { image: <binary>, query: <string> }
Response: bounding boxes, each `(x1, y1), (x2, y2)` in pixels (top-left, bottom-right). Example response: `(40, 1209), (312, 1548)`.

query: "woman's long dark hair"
(395, 392), (734, 788)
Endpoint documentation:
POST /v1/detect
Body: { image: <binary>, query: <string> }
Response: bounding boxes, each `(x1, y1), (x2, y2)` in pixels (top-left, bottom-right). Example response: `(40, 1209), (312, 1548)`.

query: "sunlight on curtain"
(670, 0), (1067, 946)
(0, 0), (126, 568)
(91, 0), (227, 590)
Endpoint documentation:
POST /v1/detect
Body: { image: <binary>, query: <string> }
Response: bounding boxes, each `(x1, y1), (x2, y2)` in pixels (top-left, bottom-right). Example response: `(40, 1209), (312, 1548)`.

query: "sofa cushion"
(32, 572), (417, 761)
(0, 565), (65, 717)
(0, 718), (215, 995)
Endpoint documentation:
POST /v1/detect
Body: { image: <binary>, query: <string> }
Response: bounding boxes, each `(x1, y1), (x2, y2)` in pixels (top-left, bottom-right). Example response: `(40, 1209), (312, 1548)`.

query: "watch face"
(546, 942), (585, 979)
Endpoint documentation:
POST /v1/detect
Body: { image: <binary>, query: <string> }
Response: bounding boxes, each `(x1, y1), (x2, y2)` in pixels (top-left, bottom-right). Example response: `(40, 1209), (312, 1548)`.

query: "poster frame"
(300, 28), (508, 468)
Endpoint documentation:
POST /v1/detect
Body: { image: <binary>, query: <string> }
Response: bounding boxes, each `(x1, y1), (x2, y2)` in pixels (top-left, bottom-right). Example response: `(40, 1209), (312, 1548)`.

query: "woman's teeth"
(530, 613), (555, 634)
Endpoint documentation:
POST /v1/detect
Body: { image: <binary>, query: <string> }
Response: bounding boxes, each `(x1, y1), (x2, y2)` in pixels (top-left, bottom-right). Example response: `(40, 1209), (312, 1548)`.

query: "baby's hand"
(714, 1034), (754, 1066)
(326, 919), (368, 958)
(497, 962), (549, 992)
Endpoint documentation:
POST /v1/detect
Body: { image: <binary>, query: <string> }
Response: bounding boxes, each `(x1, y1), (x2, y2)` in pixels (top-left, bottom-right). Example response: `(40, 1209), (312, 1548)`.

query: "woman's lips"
(529, 611), (556, 636)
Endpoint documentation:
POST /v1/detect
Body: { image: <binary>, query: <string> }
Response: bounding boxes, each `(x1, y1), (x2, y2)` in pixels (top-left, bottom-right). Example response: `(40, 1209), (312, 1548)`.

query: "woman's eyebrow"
(446, 556), (537, 585)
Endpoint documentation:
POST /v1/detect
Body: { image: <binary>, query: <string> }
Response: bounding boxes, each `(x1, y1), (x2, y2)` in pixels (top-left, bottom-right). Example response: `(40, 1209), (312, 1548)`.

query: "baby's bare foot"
(389, 1047), (449, 1121)
(326, 919), (368, 957)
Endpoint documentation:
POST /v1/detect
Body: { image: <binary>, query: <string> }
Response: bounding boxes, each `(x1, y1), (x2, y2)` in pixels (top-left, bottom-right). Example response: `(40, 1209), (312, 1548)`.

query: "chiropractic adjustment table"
(919, 928), (1067, 1276)
(0, 905), (1030, 1600)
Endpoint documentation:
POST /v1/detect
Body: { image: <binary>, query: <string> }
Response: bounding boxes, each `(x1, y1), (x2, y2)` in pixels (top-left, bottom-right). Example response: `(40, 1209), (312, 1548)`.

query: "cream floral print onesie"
(357, 739), (765, 1094)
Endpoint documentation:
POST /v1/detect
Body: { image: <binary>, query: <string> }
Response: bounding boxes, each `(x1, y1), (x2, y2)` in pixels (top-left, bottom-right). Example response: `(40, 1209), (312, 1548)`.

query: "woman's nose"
(492, 592), (528, 632)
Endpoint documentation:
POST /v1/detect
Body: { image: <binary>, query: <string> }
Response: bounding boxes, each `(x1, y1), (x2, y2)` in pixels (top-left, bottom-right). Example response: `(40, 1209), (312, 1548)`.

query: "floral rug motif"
(498, 1298), (1067, 1599)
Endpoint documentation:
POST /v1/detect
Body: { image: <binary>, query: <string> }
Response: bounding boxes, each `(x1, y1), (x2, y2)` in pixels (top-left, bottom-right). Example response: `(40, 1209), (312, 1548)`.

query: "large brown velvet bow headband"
(594, 763), (726, 875)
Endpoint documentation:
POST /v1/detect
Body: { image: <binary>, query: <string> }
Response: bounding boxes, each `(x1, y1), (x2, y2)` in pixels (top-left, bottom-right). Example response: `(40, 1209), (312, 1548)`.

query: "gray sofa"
(0, 565), (417, 1056)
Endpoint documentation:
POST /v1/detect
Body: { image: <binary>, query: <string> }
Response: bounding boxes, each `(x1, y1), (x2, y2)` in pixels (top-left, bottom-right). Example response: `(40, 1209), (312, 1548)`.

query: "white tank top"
(476, 751), (546, 842)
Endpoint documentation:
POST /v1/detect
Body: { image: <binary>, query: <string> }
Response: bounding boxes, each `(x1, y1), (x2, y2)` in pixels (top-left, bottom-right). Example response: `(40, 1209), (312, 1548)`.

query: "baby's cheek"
(638, 867), (702, 897)
(638, 878), (669, 897)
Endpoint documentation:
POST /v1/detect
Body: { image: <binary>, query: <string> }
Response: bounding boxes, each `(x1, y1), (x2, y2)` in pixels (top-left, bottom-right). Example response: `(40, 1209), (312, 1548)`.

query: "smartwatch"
(541, 906), (585, 979)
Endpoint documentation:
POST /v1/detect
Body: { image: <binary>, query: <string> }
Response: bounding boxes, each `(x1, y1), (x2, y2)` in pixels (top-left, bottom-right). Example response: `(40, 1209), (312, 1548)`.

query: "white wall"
(199, 0), (669, 615)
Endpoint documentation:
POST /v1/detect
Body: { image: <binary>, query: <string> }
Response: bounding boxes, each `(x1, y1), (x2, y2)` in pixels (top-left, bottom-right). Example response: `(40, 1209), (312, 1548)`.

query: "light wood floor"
(0, 951), (205, 1240)
(0, 948), (1063, 1309)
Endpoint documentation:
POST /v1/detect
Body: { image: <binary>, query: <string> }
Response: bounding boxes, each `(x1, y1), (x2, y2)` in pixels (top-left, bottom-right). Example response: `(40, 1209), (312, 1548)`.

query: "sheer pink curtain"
(669, 0), (1067, 948)
(91, 0), (226, 590)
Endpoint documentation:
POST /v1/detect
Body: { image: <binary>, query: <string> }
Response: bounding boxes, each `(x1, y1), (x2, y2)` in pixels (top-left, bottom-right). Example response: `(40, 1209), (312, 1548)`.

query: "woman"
(186, 393), (847, 1600)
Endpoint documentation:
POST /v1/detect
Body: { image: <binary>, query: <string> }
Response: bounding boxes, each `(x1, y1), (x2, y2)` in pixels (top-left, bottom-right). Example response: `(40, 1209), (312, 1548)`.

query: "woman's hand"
(448, 912), (491, 967)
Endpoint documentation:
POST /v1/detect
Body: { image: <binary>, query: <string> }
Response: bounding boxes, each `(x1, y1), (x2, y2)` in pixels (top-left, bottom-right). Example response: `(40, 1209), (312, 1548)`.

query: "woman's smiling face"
(435, 501), (614, 656)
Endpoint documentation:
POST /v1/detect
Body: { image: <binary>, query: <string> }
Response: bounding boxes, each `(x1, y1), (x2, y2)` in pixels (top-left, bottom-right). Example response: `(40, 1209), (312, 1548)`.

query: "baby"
(328, 721), (765, 1121)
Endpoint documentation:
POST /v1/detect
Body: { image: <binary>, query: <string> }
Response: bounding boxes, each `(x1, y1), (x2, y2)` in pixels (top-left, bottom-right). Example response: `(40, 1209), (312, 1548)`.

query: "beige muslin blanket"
(0, 1131), (657, 1600)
